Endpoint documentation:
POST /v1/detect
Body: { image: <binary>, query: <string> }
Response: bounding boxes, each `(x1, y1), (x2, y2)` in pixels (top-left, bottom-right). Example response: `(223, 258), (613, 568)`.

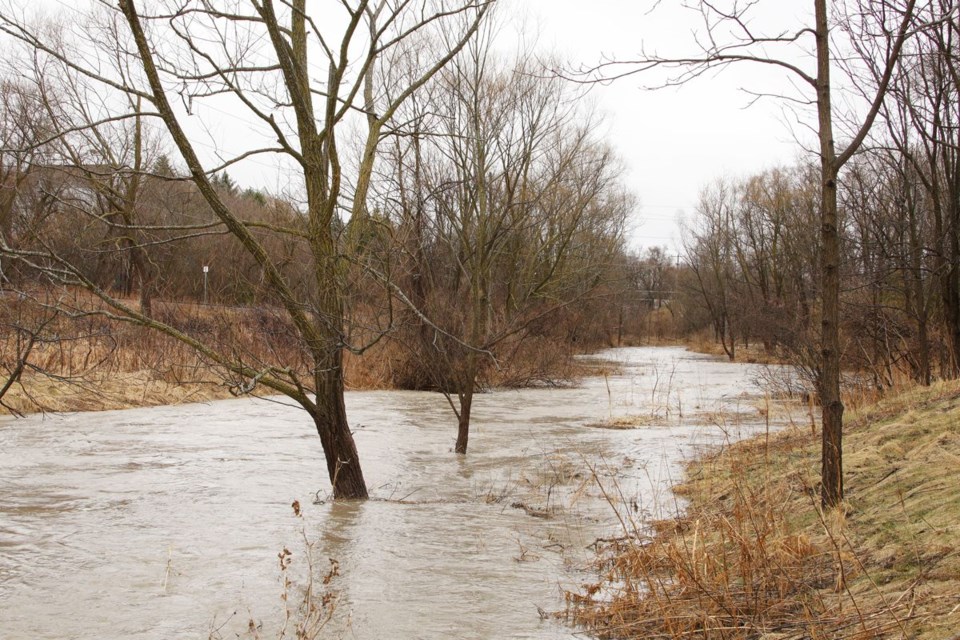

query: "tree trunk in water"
(816, 0), (844, 508)
(309, 189), (367, 499)
(455, 378), (474, 455)
(314, 349), (368, 499)
(310, 221), (368, 499)
(118, 0), (369, 500)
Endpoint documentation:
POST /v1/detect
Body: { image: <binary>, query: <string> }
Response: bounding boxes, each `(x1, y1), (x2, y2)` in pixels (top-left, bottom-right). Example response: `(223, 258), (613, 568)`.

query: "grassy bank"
(0, 292), (596, 416)
(567, 381), (960, 638)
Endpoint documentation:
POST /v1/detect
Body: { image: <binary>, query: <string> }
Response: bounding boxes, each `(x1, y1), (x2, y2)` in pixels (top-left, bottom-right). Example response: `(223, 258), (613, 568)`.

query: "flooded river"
(0, 347), (797, 639)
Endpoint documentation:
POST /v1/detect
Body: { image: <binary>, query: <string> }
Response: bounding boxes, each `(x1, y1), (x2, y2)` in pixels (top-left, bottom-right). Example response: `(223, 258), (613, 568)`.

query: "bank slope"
(568, 381), (960, 639)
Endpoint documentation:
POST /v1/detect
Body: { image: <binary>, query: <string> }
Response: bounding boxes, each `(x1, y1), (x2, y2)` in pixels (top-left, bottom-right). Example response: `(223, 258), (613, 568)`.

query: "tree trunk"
(130, 244), (153, 316)
(314, 348), (368, 499)
(718, 314), (735, 361)
(930, 181), (955, 375)
(816, 0), (844, 508)
(617, 304), (623, 346)
(906, 173), (931, 385)
(455, 378), (475, 455)
(948, 202), (960, 374)
(307, 200), (368, 498)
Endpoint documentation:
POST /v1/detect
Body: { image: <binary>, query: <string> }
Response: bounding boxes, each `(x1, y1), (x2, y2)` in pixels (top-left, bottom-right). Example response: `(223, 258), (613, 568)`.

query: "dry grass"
(566, 380), (960, 639)
(0, 291), (340, 414)
(683, 334), (793, 367)
(0, 368), (232, 414)
(0, 295), (238, 414)
(207, 503), (342, 640)
(0, 289), (594, 415)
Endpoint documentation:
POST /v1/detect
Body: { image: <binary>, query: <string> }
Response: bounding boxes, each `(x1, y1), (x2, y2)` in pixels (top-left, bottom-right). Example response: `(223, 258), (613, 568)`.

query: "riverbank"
(0, 293), (595, 416)
(0, 369), (235, 416)
(0, 345), (595, 416)
(567, 380), (960, 638)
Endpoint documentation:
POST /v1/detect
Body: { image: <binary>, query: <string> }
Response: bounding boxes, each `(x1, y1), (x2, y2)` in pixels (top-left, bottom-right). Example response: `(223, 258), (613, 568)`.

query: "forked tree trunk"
(113, 0), (493, 501)
(308, 199), (368, 498)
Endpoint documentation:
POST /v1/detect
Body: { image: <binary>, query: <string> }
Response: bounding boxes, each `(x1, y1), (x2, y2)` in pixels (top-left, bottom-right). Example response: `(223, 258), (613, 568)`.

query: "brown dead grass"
(684, 333), (792, 367)
(1, 368), (232, 414)
(0, 289), (592, 414)
(567, 380), (960, 639)
(0, 291), (331, 414)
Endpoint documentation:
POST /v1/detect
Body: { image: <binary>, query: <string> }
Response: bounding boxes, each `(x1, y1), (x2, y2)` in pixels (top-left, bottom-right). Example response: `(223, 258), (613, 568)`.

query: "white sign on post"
(203, 266), (209, 273)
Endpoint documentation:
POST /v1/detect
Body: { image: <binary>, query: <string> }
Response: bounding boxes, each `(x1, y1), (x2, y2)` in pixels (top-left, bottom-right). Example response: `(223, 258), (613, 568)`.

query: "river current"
(0, 346), (796, 639)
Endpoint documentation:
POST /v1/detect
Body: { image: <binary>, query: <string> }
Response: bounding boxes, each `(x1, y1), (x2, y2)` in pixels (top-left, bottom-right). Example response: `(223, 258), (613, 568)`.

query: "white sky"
(519, 0), (817, 253)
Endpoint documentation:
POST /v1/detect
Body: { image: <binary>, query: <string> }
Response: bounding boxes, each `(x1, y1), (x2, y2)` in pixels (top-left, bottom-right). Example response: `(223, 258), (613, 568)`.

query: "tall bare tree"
(0, 0), (493, 499)
(579, 0), (917, 507)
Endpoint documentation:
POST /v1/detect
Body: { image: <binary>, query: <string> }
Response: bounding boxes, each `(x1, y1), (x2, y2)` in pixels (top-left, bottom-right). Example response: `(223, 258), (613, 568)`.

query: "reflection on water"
(0, 347), (795, 639)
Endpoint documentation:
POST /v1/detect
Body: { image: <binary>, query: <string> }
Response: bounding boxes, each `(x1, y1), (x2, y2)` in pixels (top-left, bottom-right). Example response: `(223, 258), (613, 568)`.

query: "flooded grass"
(585, 394), (803, 433)
(566, 380), (960, 639)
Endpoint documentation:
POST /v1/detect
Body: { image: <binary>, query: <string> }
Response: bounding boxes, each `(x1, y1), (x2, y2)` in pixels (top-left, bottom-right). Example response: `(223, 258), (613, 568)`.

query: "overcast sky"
(16, 0), (823, 255)
(519, 0), (817, 254)
(164, 1), (818, 255)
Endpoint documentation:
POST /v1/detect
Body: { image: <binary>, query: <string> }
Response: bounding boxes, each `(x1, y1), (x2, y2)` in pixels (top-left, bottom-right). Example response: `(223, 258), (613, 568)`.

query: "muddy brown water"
(0, 347), (797, 639)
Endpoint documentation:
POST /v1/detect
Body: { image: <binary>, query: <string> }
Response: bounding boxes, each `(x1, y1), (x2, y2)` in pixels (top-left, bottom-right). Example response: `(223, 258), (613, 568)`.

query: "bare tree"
(0, 0), (493, 499)
(864, 0), (960, 379)
(375, 30), (630, 454)
(0, 79), (56, 278)
(684, 180), (739, 360)
(578, 0), (917, 507)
